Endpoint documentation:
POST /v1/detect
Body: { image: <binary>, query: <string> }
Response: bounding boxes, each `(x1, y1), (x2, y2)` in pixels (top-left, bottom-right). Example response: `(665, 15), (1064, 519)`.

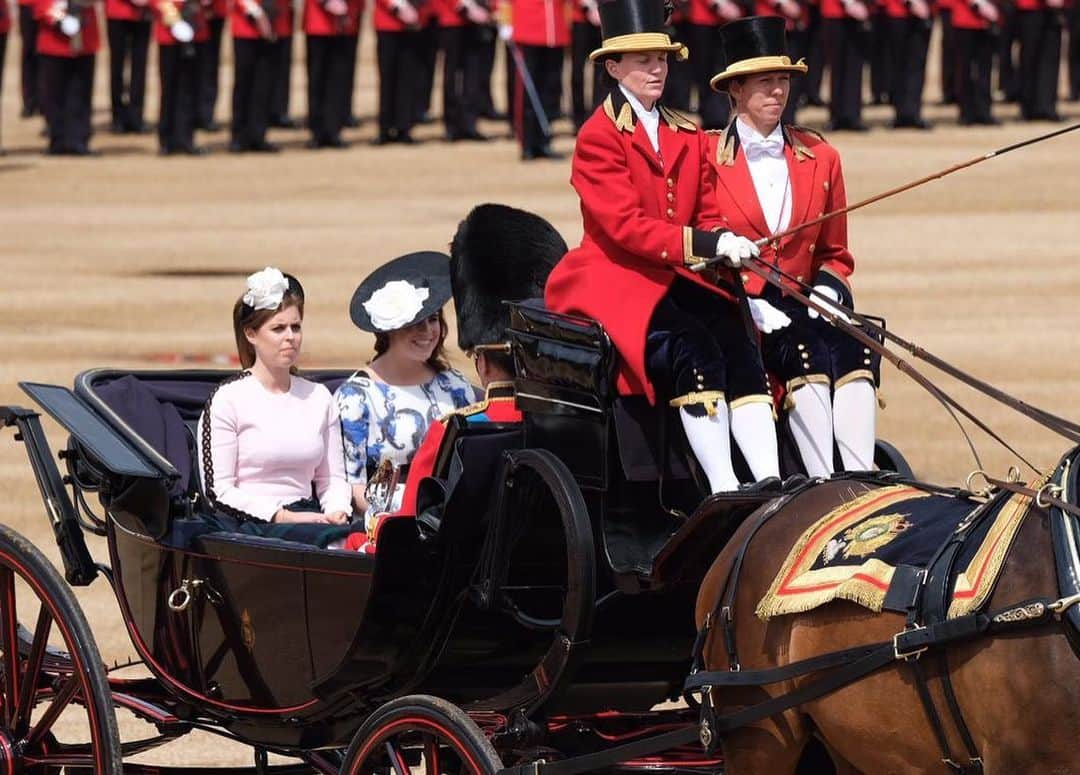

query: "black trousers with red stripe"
(512, 43), (562, 155)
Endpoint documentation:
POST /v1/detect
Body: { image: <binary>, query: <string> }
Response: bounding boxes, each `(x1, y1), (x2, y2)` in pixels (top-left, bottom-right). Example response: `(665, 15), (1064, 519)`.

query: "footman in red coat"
(706, 16), (878, 475)
(545, 0), (780, 493)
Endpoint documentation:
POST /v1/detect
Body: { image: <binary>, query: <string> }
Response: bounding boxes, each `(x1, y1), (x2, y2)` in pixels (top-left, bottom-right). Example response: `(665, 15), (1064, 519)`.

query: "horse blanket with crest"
(756, 483), (1037, 620)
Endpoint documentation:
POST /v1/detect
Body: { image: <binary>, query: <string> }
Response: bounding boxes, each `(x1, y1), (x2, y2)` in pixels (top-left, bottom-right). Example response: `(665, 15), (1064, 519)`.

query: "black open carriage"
(0, 302), (910, 774)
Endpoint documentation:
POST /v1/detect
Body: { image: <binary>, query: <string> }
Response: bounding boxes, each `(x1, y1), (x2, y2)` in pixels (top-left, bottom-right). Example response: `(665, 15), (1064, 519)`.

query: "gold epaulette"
(789, 124), (826, 143)
(659, 105), (699, 132)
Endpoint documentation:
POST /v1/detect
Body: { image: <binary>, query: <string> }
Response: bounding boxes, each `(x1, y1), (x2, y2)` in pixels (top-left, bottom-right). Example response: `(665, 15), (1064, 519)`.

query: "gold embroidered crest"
(841, 513), (911, 559)
(241, 609), (255, 653)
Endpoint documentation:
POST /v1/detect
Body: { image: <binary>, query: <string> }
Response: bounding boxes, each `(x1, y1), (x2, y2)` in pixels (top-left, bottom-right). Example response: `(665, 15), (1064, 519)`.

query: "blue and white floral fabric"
(334, 368), (477, 517)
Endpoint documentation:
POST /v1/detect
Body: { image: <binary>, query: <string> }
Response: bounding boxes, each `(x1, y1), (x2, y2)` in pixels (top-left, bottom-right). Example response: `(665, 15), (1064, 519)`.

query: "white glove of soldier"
(747, 299), (791, 334)
(170, 20), (195, 41)
(714, 231), (760, 268)
(806, 285), (852, 324)
(60, 13), (81, 36)
(498, 22), (513, 40)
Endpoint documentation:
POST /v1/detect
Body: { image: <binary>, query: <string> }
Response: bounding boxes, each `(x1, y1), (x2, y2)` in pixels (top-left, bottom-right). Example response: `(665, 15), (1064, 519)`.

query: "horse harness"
(685, 461), (1080, 775)
(497, 465), (1080, 775)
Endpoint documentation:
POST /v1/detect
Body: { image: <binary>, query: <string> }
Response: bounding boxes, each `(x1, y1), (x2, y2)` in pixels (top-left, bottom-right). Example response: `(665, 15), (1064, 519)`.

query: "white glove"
(498, 22), (513, 41)
(806, 285), (851, 324)
(714, 231), (760, 268)
(60, 13), (81, 36)
(171, 20), (195, 41)
(747, 299), (792, 334)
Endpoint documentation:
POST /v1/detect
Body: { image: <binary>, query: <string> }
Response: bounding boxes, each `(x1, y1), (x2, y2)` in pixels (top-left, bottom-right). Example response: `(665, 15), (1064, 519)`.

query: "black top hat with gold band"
(588, 0), (688, 62)
(709, 16), (808, 91)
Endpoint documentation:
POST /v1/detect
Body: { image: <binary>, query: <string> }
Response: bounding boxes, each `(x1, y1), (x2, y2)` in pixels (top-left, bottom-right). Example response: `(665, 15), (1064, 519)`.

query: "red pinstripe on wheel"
(0, 548), (109, 772)
(349, 716), (489, 774)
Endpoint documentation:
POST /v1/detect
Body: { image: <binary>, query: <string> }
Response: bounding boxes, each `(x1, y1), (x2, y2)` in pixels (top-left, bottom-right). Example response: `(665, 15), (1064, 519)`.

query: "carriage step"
(112, 691), (190, 732)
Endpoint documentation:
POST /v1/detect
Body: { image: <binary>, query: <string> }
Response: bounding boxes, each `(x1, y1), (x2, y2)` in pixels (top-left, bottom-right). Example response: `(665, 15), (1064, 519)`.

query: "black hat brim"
(349, 251), (452, 333)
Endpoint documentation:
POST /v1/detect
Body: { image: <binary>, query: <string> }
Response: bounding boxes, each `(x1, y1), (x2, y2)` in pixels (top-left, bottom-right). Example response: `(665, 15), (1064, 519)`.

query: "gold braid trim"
(670, 390), (725, 416)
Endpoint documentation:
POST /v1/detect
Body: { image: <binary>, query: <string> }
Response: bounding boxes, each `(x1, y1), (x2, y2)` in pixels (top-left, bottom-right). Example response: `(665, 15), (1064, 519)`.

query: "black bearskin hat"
(450, 204), (567, 351)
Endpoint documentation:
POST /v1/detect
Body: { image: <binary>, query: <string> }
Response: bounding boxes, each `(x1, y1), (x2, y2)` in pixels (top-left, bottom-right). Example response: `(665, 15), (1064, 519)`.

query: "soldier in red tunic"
(304, 0), (361, 147)
(372, 0), (425, 144)
(396, 204), (563, 520)
(706, 16), (877, 474)
(510, 0), (569, 159)
(880, 0), (932, 128)
(228, 0), (289, 151)
(951, 0), (1000, 125)
(35, 0), (100, 154)
(154, 0), (208, 154)
(545, 0), (780, 494)
(105, 0), (151, 133)
(436, 0), (491, 141)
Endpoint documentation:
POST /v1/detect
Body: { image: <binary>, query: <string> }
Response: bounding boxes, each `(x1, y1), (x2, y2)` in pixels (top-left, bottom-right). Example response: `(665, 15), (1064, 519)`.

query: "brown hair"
(372, 308), (451, 372)
(232, 285), (305, 369)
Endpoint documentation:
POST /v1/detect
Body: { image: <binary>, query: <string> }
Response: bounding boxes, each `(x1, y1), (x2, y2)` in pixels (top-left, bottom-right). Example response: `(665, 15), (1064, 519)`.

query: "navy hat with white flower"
(349, 251), (453, 333)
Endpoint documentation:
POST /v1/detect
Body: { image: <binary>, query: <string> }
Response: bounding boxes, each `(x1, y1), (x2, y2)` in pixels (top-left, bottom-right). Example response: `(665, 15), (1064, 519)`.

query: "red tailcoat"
(545, 89), (732, 404)
(705, 124), (855, 303)
(35, 0), (100, 55)
(396, 384), (522, 517)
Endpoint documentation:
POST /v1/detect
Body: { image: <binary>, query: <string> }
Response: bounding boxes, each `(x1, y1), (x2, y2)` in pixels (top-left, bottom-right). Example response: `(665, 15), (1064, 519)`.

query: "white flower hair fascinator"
(242, 267), (291, 311)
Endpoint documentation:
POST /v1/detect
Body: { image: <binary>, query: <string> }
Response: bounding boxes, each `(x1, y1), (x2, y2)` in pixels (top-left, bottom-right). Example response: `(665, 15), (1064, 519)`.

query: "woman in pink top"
(199, 267), (358, 546)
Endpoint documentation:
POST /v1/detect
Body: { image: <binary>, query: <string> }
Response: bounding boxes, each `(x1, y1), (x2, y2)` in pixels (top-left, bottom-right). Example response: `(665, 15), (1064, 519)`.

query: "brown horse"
(694, 476), (1080, 775)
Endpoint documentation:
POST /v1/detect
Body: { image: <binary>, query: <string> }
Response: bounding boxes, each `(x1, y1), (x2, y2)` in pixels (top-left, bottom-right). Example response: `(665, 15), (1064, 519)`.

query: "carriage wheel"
(0, 524), (122, 774)
(341, 695), (503, 775)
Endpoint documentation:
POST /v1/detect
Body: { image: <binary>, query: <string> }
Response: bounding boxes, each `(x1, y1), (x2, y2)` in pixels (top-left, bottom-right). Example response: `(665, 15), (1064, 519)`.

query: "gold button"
(666, 208), (674, 218)
(863, 348), (871, 354)
(797, 344), (805, 350)
(667, 178), (674, 187)
(741, 273), (749, 283)
(808, 243), (815, 253)
(864, 359), (872, 365)
(661, 250), (668, 260)
(796, 275), (804, 282)
(823, 181), (830, 191)
(667, 192), (675, 202)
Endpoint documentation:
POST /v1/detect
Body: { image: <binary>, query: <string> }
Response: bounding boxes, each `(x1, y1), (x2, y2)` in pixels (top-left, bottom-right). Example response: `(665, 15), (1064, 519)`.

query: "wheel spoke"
(14, 603), (53, 736)
(423, 733), (441, 775)
(386, 739), (411, 775)
(24, 673), (78, 749)
(0, 567), (19, 727)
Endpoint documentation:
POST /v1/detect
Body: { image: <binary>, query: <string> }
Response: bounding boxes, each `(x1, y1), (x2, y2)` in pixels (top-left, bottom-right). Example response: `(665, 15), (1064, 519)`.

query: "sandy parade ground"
(1, 25), (1079, 766)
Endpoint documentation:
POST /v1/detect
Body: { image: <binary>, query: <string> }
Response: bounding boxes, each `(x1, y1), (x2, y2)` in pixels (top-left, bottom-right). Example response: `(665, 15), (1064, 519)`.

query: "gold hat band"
(589, 32), (689, 62)
(709, 55), (809, 90)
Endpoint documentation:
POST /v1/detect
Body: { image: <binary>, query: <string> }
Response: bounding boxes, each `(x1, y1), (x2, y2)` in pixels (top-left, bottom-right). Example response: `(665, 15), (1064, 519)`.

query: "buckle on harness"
(894, 626), (928, 661)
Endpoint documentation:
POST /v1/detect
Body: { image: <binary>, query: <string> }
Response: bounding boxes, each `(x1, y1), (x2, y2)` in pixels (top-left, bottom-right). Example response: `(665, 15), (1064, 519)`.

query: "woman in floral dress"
(335, 251), (477, 528)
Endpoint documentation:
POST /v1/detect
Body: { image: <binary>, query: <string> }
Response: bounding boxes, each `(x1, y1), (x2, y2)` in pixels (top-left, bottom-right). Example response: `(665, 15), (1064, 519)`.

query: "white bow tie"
(744, 137), (784, 161)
